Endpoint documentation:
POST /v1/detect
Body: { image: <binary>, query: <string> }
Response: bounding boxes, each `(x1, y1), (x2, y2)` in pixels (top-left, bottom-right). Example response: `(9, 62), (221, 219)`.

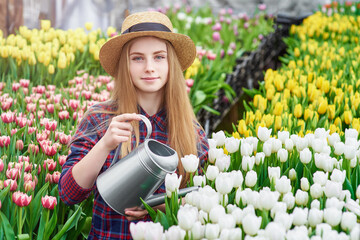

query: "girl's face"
(129, 37), (169, 96)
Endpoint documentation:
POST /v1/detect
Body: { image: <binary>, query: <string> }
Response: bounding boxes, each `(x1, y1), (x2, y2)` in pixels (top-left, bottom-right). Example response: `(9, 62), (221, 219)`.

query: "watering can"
(96, 114), (198, 216)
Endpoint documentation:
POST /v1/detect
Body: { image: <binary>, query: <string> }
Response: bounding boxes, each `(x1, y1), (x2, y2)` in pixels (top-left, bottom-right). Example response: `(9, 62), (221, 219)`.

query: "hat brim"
(99, 31), (196, 77)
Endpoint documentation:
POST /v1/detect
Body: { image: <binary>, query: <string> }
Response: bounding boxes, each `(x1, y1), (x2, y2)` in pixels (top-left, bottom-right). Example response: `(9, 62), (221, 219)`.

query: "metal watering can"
(96, 114), (198, 216)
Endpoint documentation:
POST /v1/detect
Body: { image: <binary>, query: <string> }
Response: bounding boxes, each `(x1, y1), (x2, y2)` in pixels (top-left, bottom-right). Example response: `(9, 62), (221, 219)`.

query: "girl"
(58, 11), (209, 239)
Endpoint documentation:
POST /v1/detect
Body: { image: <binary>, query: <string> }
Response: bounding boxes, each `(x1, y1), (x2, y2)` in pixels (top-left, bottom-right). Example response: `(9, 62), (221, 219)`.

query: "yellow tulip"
(232, 132), (240, 139)
(294, 104), (302, 118)
(334, 117), (342, 128)
(107, 26), (117, 37)
(246, 111), (256, 125)
(288, 60), (296, 69)
(41, 20), (51, 31)
(57, 52), (67, 69)
(254, 110), (262, 122)
(317, 98), (328, 115)
(304, 108), (313, 121)
(329, 124), (337, 134)
(275, 116), (282, 131)
(266, 86), (276, 101)
(238, 119), (247, 135)
(264, 114), (274, 128)
(274, 76), (284, 91)
(321, 80), (330, 93)
(28, 54), (36, 65)
(1, 46), (9, 58)
(294, 47), (300, 57)
(273, 102), (283, 116)
(259, 96), (268, 113)
(327, 105), (335, 120)
(43, 55), (51, 66)
(85, 22), (93, 31)
(48, 64), (55, 74)
(344, 110), (352, 125)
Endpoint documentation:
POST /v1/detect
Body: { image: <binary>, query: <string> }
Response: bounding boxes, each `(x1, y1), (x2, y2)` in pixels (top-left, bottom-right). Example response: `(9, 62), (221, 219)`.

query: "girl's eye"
(155, 55), (166, 60)
(132, 56), (143, 61)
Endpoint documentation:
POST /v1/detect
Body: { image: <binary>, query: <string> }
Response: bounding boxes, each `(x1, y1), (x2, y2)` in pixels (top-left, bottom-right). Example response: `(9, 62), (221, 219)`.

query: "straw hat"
(99, 11), (196, 77)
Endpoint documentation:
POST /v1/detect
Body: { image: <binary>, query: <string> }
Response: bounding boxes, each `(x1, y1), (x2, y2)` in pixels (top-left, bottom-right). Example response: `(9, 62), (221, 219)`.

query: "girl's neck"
(137, 92), (164, 116)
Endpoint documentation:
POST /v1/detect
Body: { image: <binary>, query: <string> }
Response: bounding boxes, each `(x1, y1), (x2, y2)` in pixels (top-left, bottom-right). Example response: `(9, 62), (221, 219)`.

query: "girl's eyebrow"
(129, 50), (167, 56)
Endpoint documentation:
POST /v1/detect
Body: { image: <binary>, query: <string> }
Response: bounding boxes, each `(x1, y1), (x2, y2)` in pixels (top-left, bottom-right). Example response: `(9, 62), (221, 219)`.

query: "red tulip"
(12, 191), (32, 207)
(41, 195), (57, 210)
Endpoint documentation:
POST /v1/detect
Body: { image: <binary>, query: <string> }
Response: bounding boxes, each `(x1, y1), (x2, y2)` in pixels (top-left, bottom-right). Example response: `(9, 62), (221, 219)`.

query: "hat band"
(122, 22), (171, 34)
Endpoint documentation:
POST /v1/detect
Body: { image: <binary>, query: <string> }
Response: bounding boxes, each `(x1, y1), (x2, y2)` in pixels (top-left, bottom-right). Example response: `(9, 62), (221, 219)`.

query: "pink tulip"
(58, 155), (67, 166)
(0, 159), (3, 172)
(19, 79), (30, 88)
(69, 99), (80, 111)
(45, 173), (53, 184)
(1, 100), (12, 111)
(12, 191), (32, 207)
(18, 156), (30, 163)
(1, 112), (15, 123)
(207, 52), (217, 60)
(227, 8), (233, 15)
(46, 104), (54, 113)
(45, 120), (57, 131)
(26, 103), (36, 113)
(59, 133), (71, 145)
(4, 179), (18, 191)
(41, 195), (57, 210)
(82, 90), (92, 100)
(0, 200), (1, 209)
(219, 8), (226, 15)
(47, 85), (56, 91)
(11, 128), (18, 136)
(36, 131), (49, 142)
(0, 136), (10, 147)
(185, 79), (194, 88)
(58, 110), (70, 120)
(35, 85), (46, 94)
(6, 168), (20, 180)
(212, 22), (222, 31)
(258, 3), (266, 11)
(212, 32), (221, 42)
(40, 141), (58, 157)
(24, 180), (36, 192)
(0, 82), (5, 91)
(12, 83), (20, 91)
(16, 117), (28, 128)
(23, 172), (33, 182)
(52, 171), (60, 184)
(43, 158), (57, 171)
(28, 143), (39, 155)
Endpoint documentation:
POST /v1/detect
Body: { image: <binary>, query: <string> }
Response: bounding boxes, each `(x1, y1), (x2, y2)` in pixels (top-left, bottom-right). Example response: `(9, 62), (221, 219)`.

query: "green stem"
(190, 173), (193, 187)
(18, 206), (22, 235)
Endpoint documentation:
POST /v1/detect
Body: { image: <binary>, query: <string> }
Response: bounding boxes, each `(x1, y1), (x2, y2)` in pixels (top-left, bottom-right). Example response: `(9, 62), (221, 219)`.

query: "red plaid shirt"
(58, 102), (209, 239)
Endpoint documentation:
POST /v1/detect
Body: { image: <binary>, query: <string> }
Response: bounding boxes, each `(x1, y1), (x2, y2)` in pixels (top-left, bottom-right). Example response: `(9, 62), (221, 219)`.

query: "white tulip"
(326, 197), (344, 210)
(313, 171), (328, 186)
(231, 207), (244, 225)
(341, 190), (352, 202)
(295, 189), (308, 206)
(215, 155), (231, 172)
(305, 133), (315, 149)
(310, 183), (323, 199)
(300, 177), (310, 191)
(285, 138), (294, 151)
(314, 128), (330, 139)
(350, 225), (360, 240)
(177, 205), (198, 231)
(275, 176), (292, 194)
(222, 228), (242, 240)
(334, 142), (345, 156)
(212, 131), (226, 147)
(272, 138), (282, 153)
(209, 204), (226, 223)
(259, 187), (280, 211)
(263, 140), (272, 156)
(341, 212), (357, 231)
(215, 172), (233, 195)
(218, 214), (236, 230)
(328, 132), (340, 147)
(225, 137), (241, 154)
(130, 222), (147, 240)
(277, 148), (288, 163)
(245, 170), (257, 187)
(322, 145), (331, 155)
(324, 207), (342, 227)
(245, 190), (260, 209)
(268, 166), (280, 181)
(289, 168), (297, 181)
(200, 192), (219, 213)
(240, 141), (253, 156)
(241, 155), (255, 171)
(344, 144), (357, 160)
(274, 212), (293, 231)
(208, 148), (225, 164)
(165, 173), (182, 194)
(193, 175), (206, 187)
(311, 199), (321, 209)
(242, 204), (256, 217)
(286, 226), (309, 240)
(308, 208), (323, 227)
(257, 126), (272, 142)
(181, 154), (199, 173)
(315, 223), (332, 236)
(130, 222), (164, 240)
(230, 170), (243, 188)
(245, 136), (259, 152)
(345, 137), (359, 149)
(345, 128), (359, 140)
(208, 138), (217, 149)
(205, 223), (220, 240)
(295, 137), (308, 152)
(330, 169), (346, 184)
(198, 210), (209, 225)
(264, 222), (286, 240)
(324, 180), (342, 198)
(242, 214), (262, 236)
(206, 165), (220, 181)
(300, 148), (312, 164)
(292, 207), (308, 226)
(282, 192), (295, 210)
(270, 201), (287, 219)
(278, 130), (290, 144)
(350, 157), (357, 168)
(290, 134), (299, 145)
(164, 225), (185, 240)
(191, 221), (205, 240)
(357, 185), (360, 200)
(312, 138), (327, 153)
(255, 152), (265, 165)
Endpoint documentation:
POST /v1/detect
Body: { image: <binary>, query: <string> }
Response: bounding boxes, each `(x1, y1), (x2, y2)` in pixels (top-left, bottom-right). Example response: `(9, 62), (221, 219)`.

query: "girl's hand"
(124, 206), (148, 221)
(100, 113), (141, 151)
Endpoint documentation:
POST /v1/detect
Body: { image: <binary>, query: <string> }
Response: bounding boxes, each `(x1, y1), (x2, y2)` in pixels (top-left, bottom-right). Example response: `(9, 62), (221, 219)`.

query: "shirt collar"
(138, 106), (167, 132)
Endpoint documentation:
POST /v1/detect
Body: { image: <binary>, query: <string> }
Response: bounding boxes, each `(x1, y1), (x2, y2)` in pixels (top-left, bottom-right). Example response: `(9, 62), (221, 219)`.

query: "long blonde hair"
(78, 37), (200, 187)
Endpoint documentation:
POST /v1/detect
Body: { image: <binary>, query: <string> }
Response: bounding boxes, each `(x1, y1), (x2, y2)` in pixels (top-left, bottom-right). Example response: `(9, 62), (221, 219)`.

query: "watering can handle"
(110, 114), (152, 167)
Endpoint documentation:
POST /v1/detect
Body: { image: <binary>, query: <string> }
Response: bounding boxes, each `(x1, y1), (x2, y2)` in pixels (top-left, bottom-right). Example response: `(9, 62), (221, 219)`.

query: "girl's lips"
(141, 77), (158, 80)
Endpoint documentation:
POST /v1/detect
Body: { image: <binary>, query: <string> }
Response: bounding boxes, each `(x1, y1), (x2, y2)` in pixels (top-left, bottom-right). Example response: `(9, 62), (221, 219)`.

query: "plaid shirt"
(58, 102), (209, 240)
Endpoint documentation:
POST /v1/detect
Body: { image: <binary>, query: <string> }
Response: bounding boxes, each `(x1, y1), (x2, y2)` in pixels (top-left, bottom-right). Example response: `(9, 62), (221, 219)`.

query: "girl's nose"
(145, 59), (155, 72)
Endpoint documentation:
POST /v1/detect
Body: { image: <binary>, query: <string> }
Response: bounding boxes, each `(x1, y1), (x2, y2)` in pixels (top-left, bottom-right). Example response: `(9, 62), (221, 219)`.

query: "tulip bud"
(300, 177), (310, 191)
(191, 221), (205, 240)
(245, 170), (257, 187)
(257, 126), (272, 142)
(180, 154), (199, 173)
(324, 207), (342, 227)
(295, 189), (309, 206)
(289, 169), (297, 181)
(206, 165), (219, 181)
(242, 214), (262, 236)
(165, 173), (181, 196)
(12, 191), (32, 207)
(41, 195), (57, 210)
(225, 137), (240, 154)
(193, 175), (206, 187)
(341, 212), (357, 232)
(0, 158), (4, 172)
(177, 205), (198, 231)
(292, 207), (308, 226)
(308, 208), (323, 227)
(212, 131), (226, 146)
(275, 176), (291, 194)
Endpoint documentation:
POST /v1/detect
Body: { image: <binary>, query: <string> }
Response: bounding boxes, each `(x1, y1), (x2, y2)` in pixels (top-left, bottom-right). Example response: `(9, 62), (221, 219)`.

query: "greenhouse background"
(1, 0), (360, 239)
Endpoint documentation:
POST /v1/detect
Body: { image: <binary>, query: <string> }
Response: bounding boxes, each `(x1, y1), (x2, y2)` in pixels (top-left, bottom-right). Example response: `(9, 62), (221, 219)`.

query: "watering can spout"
(143, 186), (200, 207)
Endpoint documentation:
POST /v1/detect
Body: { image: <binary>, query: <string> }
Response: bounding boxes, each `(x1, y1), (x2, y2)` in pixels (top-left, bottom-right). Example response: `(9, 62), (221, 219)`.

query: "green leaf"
(17, 234), (30, 240)
(343, 177), (355, 199)
(0, 211), (15, 240)
(29, 182), (49, 232)
(140, 198), (157, 221)
(44, 207), (58, 239)
(0, 185), (11, 202)
(193, 90), (207, 106)
(52, 203), (83, 240)
(155, 210), (170, 230)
